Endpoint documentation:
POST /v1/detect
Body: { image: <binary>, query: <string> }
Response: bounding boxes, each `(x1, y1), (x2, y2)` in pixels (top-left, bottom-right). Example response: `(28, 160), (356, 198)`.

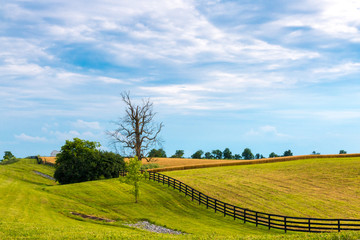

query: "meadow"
(1, 158), (360, 239)
(166, 157), (360, 219)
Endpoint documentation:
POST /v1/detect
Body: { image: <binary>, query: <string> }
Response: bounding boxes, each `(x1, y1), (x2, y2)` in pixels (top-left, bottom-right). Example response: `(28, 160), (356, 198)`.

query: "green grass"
(1, 158), (360, 239)
(166, 157), (360, 219)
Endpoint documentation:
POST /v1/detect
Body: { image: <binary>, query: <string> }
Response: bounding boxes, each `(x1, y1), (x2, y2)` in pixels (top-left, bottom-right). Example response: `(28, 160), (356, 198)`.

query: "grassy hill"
(166, 157), (360, 219)
(1, 158), (360, 239)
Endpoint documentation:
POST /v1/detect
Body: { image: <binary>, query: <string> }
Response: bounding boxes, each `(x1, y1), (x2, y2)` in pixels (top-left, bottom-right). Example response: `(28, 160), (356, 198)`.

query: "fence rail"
(123, 170), (360, 233)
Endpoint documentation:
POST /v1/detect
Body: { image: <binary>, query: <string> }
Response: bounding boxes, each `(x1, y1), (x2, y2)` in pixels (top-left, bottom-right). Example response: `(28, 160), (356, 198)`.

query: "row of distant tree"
(149, 148), (349, 160)
(148, 148), (294, 160)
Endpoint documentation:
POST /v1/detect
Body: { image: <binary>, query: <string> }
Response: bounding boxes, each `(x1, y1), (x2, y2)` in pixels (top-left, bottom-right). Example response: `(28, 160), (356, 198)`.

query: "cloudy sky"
(1, 0), (360, 158)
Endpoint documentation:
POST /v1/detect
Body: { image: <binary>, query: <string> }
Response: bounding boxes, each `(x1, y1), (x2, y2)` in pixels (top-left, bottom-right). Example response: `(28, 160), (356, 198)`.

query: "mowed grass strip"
(166, 157), (360, 219)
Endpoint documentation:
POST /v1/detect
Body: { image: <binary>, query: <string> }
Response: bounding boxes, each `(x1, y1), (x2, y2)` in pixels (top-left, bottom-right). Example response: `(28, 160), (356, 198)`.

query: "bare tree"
(108, 92), (163, 161)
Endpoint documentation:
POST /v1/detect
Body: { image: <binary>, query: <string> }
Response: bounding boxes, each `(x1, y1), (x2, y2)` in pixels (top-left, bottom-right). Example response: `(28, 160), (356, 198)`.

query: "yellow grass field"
(40, 156), (57, 164)
(41, 153), (360, 170)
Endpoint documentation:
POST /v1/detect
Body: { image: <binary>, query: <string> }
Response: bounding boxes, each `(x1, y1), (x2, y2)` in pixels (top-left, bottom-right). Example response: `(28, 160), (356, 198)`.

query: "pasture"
(2, 157), (360, 239)
(166, 157), (360, 219)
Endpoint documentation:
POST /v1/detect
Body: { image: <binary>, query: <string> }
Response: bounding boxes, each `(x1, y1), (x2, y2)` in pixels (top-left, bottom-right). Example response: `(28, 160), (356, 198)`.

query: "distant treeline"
(149, 148), (349, 160)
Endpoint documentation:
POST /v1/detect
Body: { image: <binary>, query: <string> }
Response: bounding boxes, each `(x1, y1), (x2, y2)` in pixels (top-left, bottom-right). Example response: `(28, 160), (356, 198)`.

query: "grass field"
(0, 158), (280, 239)
(2, 158), (360, 239)
(166, 157), (360, 219)
(40, 156), (242, 167)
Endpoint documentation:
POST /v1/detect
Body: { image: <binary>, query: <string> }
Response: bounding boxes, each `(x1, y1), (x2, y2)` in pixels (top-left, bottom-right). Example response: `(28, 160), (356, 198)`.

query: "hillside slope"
(0, 159), (280, 239)
(166, 157), (360, 219)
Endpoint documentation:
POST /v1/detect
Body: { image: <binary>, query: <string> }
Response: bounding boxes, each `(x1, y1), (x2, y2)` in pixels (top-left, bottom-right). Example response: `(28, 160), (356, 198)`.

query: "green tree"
(283, 150), (293, 156)
(242, 148), (254, 160)
(191, 150), (203, 159)
(339, 150), (347, 154)
(234, 154), (242, 160)
(269, 152), (279, 158)
(123, 157), (148, 203)
(171, 150), (184, 158)
(3, 151), (15, 160)
(223, 148), (233, 159)
(54, 138), (125, 184)
(148, 148), (167, 158)
(212, 149), (223, 159)
(204, 152), (214, 159)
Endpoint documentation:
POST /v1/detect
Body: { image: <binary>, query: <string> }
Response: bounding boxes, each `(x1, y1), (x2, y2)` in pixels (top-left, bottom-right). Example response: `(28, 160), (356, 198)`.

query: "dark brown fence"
(142, 171), (360, 233)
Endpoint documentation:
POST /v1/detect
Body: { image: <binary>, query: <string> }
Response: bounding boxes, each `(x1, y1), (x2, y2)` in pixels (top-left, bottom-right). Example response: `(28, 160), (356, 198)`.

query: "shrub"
(141, 163), (160, 170)
(54, 138), (125, 184)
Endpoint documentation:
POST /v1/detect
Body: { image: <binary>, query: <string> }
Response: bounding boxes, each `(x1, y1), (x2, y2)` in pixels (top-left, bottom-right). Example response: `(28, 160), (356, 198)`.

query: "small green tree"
(191, 150), (203, 159)
(171, 150), (184, 158)
(123, 157), (148, 203)
(242, 148), (254, 160)
(204, 152), (214, 159)
(234, 154), (242, 160)
(283, 150), (293, 156)
(212, 149), (223, 159)
(148, 148), (167, 158)
(3, 151), (15, 161)
(269, 152), (279, 158)
(223, 148), (233, 159)
(339, 150), (347, 154)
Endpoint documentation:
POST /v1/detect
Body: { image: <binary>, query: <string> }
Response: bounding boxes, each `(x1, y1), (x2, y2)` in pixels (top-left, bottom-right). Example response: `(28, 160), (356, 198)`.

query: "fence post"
(185, 184), (187, 196)
(284, 217), (287, 233)
(173, 178), (175, 189)
(268, 215), (271, 230)
(215, 199), (217, 213)
(233, 206), (236, 220)
(256, 212), (258, 227)
(308, 219), (311, 232)
(244, 209), (246, 223)
(179, 182), (182, 192)
(162, 175), (165, 184)
(199, 192), (201, 205)
(191, 188), (194, 201)
(206, 196), (209, 209)
(224, 203), (226, 217)
(338, 220), (340, 232)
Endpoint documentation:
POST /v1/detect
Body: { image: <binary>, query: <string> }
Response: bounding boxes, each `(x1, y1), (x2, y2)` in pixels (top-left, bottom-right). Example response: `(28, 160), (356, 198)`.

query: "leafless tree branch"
(107, 91), (163, 161)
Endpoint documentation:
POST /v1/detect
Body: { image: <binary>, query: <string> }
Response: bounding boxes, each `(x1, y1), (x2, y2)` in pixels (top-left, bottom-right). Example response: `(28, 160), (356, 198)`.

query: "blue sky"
(1, 0), (360, 158)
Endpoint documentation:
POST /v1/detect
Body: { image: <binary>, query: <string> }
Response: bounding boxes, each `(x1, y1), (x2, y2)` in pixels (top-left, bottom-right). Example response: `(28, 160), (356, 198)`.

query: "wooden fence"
(134, 171), (360, 233)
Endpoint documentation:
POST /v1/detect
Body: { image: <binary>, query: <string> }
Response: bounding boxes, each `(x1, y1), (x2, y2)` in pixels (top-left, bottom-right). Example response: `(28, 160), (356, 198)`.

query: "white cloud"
(73, 120), (102, 130)
(14, 133), (47, 142)
(313, 62), (360, 75)
(246, 126), (289, 138)
(269, 0), (360, 42)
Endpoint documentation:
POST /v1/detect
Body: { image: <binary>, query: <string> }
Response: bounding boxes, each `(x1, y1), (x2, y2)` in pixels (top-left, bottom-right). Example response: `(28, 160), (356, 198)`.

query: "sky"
(1, 0), (360, 158)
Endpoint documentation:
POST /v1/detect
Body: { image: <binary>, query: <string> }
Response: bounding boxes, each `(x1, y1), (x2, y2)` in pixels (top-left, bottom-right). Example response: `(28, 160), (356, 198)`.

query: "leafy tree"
(1, 151), (16, 164)
(255, 153), (261, 159)
(204, 152), (214, 159)
(108, 92), (163, 162)
(339, 150), (347, 154)
(234, 154), (242, 160)
(54, 138), (125, 184)
(171, 150), (184, 158)
(191, 150), (204, 159)
(242, 148), (254, 160)
(269, 152), (279, 158)
(283, 150), (293, 156)
(3, 151), (15, 161)
(98, 151), (125, 178)
(223, 148), (233, 159)
(122, 157), (148, 203)
(312, 151), (320, 155)
(148, 148), (167, 158)
(212, 149), (223, 159)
